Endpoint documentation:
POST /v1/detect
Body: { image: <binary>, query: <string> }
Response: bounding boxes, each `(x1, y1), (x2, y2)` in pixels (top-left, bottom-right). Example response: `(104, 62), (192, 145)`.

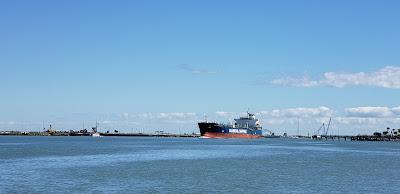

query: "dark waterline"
(1, 136), (399, 193)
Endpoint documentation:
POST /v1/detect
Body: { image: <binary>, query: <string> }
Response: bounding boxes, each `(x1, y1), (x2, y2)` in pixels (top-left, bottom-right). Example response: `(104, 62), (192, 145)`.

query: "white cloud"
(263, 119), (285, 125)
(271, 66), (400, 88)
(0, 121), (15, 125)
(215, 111), (230, 117)
(271, 76), (319, 87)
(215, 111), (238, 118)
(122, 113), (129, 120)
(332, 106), (400, 131)
(334, 117), (400, 126)
(261, 106), (332, 118)
(102, 120), (138, 125)
(132, 112), (197, 120)
(334, 117), (380, 125)
(4, 107), (400, 135)
(158, 112), (196, 119)
(177, 64), (217, 75)
(391, 106), (400, 115)
(345, 107), (394, 118)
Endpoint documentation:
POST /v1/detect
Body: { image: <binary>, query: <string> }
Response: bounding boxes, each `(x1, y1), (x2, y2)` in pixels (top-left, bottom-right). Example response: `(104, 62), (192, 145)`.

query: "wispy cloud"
(177, 64), (217, 75)
(260, 106), (332, 118)
(131, 112), (197, 120)
(4, 108), (400, 134)
(271, 76), (319, 87)
(329, 106), (400, 131)
(271, 66), (400, 88)
(215, 111), (237, 118)
(345, 106), (400, 118)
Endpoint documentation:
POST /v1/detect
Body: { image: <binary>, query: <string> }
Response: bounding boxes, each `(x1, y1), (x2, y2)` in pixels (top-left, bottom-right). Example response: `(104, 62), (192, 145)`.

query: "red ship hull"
(202, 132), (262, 139)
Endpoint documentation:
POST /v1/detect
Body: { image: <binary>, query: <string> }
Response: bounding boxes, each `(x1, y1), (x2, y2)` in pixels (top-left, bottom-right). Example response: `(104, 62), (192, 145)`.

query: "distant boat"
(91, 122), (101, 137)
(263, 135), (280, 138)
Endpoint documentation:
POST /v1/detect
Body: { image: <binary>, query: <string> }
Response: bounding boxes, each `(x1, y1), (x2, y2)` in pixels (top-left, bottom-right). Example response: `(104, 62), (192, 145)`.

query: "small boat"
(91, 122), (101, 137)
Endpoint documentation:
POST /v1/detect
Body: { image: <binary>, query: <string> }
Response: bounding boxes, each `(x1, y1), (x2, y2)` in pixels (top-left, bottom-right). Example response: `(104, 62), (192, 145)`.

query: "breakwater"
(0, 130), (200, 138)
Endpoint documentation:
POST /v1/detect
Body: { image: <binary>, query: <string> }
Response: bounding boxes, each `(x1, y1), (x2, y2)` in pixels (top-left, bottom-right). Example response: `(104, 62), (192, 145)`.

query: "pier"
(0, 130), (200, 138)
(311, 135), (400, 141)
(99, 132), (200, 138)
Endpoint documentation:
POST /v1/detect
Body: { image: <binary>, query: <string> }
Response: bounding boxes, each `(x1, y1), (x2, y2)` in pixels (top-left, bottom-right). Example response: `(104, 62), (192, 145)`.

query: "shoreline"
(0, 131), (200, 138)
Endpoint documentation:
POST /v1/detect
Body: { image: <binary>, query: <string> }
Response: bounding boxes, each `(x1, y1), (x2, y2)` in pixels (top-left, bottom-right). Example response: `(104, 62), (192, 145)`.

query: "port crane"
(325, 117), (331, 136)
(314, 117), (331, 136)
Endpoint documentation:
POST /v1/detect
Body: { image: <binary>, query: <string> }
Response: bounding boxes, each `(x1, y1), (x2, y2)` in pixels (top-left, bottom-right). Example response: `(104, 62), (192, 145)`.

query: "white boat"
(91, 122), (101, 137)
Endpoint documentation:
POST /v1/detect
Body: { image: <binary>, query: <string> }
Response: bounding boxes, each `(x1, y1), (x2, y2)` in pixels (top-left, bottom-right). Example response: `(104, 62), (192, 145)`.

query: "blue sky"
(1, 0), (400, 135)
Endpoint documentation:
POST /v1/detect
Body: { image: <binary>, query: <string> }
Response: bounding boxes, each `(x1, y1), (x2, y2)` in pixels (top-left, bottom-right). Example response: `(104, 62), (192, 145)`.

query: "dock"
(99, 133), (200, 138)
(0, 130), (200, 138)
(311, 135), (400, 141)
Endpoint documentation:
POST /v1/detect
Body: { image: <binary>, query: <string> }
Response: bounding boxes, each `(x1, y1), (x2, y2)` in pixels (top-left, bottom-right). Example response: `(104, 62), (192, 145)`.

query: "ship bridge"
(234, 112), (262, 130)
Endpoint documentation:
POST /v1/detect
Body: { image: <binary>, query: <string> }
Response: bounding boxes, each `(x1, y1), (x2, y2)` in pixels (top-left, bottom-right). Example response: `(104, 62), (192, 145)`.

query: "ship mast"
(297, 118), (300, 137)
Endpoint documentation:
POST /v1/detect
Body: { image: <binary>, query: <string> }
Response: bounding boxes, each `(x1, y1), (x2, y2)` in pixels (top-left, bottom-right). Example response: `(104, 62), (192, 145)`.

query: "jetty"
(309, 118), (400, 141)
(0, 130), (200, 138)
(311, 135), (400, 141)
(99, 132), (200, 138)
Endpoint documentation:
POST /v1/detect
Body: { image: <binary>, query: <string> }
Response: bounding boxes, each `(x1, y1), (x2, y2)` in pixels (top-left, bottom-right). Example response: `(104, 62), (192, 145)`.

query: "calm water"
(1, 136), (399, 193)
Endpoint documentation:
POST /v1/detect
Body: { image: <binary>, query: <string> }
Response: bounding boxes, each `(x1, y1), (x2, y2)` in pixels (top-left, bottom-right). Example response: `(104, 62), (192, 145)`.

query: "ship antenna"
(204, 114), (207, 123)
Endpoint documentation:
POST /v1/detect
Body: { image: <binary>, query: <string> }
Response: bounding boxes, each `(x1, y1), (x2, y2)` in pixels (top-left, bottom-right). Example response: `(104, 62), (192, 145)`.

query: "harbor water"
(1, 136), (399, 193)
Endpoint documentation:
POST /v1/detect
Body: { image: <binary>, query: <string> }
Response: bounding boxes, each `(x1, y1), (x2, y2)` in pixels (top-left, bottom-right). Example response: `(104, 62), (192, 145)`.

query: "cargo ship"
(198, 112), (263, 138)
